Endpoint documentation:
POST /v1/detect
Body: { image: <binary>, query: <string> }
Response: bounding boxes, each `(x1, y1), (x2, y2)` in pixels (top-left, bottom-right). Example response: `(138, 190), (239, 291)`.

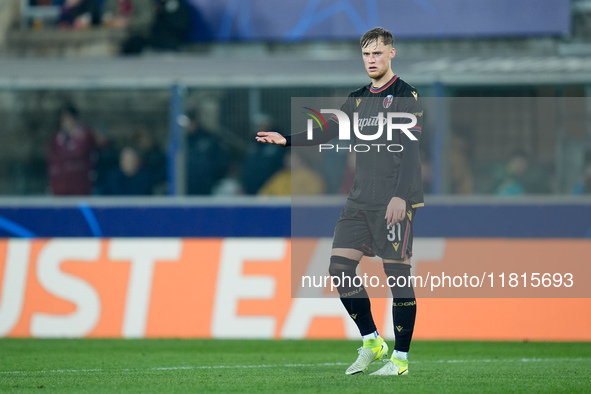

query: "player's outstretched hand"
(256, 131), (286, 146)
(385, 196), (406, 226)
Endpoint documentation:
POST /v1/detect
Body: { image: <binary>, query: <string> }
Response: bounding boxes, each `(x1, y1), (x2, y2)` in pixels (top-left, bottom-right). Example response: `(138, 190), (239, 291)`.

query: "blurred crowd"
(48, 103), (167, 196)
(46, 102), (591, 198)
(46, 103), (329, 197)
(42, 0), (192, 54)
(47, 103), (591, 196)
(16, 1), (591, 197)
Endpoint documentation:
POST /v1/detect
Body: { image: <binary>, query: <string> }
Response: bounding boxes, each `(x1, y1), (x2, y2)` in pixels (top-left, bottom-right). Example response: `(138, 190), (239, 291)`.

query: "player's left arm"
(385, 92), (423, 226)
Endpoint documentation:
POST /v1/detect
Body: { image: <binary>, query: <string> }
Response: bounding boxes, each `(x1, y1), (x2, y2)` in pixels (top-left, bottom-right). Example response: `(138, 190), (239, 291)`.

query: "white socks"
(394, 350), (408, 360)
(362, 331), (379, 341)
(360, 332), (408, 360)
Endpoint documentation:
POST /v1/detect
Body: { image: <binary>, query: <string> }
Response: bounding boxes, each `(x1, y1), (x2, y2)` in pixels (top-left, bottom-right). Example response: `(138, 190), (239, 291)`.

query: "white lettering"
(387, 144), (404, 152)
(0, 240), (31, 335)
(32, 239), (101, 337)
(321, 109), (350, 140)
(387, 113), (418, 141)
(109, 239), (181, 338)
(335, 145), (352, 152)
(212, 238), (285, 338)
(354, 112), (384, 140)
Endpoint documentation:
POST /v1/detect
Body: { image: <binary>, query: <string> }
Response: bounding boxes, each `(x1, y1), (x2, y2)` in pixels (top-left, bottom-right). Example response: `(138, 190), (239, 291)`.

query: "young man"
(256, 27), (423, 376)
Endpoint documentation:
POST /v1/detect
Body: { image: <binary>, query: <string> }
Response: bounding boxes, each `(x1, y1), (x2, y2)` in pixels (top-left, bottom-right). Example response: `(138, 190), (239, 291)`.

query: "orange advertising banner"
(1, 238), (590, 341)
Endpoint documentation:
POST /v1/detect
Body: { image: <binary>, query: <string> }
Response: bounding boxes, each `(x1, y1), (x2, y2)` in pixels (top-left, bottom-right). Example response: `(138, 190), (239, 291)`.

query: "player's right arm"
(256, 120), (339, 147)
(255, 131), (287, 146)
(256, 94), (354, 147)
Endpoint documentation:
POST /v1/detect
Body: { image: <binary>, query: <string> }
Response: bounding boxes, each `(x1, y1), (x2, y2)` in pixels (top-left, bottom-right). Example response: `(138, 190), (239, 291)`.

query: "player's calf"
(383, 262), (417, 365)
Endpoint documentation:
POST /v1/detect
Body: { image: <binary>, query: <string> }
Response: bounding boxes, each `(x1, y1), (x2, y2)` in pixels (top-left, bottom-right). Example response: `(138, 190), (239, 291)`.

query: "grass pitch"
(1, 339), (590, 393)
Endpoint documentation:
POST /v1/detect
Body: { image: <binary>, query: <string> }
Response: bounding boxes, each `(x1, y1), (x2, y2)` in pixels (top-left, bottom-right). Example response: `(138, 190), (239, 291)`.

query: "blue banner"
(1, 200), (590, 238)
(186, 0), (571, 42)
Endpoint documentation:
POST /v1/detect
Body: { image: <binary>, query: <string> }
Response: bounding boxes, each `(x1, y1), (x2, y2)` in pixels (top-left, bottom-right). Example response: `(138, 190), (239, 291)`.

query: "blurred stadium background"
(1, 0), (591, 349)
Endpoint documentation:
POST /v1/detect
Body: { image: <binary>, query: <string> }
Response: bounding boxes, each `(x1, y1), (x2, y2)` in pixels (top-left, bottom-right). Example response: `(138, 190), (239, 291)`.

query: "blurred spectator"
(102, 0), (155, 55)
(144, 0), (192, 52)
(242, 114), (285, 195)
(572, 150), (591, 195)
(58, 0), (101, 29)
(259, 151), (326, 196)
(494, 149), (529, 195)
(47, 103), (97, 195)
(419, 149), (432, 194)
(131, 126), (167, 193)
(92, 127), (119, 195)
(184, 111), (228, 195)
(572, 164), (591, 194)
(103, 146), (153, 195)
(106, 0), (191, 55)
(494, 149), (550, 195)
(449, 129), (473, 194)
(212, 164), (243, 196)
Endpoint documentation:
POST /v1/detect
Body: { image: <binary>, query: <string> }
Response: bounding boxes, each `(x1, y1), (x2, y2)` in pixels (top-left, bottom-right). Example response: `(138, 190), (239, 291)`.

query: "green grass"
(0, 339), (590, 393)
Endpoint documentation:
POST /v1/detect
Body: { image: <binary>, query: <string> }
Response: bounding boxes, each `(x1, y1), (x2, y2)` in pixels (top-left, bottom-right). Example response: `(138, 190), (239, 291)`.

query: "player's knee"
(383, 262), (411, 276)
(383, 262), (415, 298)
(329, 255), (358, 278)
(383, 256), (411, 265)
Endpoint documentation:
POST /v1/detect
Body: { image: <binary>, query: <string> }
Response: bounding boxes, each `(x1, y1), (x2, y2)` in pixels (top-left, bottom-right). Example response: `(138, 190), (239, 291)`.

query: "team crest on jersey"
(411, 91), (418, 100)
(356, 98), (362, 107)
(383, 95), (393, 109)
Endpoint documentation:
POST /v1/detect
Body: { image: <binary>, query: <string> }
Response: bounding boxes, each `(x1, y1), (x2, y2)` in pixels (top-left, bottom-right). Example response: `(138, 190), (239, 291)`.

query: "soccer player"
(256, 27), (423, 376)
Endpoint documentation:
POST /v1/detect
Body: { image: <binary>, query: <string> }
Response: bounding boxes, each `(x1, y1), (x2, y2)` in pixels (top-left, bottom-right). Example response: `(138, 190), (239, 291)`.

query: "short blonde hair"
(360, 27), (394, 48)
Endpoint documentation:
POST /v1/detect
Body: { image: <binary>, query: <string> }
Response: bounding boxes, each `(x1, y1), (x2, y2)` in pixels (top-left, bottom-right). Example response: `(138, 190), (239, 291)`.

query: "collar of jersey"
(370, 74), (398, 93)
